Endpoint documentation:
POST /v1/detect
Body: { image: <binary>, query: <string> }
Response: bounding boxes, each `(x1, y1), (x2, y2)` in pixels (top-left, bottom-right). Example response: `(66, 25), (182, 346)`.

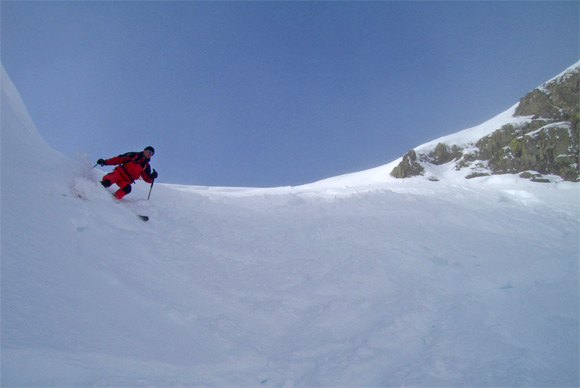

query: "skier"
(96, 146), (158, 199)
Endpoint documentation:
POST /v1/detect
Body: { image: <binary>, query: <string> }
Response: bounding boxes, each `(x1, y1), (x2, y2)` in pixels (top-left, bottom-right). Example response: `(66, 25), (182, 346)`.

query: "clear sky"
(2, 1), (579, 187)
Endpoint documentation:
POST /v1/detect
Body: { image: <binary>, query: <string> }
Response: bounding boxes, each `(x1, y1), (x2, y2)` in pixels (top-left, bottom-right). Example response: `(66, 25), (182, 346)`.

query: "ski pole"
(147, 180), (155, 200)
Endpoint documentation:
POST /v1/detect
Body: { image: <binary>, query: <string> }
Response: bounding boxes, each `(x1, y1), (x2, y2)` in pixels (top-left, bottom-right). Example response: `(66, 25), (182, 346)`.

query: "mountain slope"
(1, 64), (579, 387)
(390, 61), (580, 182)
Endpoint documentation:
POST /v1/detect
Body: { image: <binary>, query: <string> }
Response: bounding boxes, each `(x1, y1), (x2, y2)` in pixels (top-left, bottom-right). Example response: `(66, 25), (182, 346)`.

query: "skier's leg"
(101, 169), (123, 187)
(114, 183), (132, 199)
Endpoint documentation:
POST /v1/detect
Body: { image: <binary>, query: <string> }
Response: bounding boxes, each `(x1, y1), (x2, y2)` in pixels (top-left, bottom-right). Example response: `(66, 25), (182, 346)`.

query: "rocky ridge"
(391, 62), (580, 182)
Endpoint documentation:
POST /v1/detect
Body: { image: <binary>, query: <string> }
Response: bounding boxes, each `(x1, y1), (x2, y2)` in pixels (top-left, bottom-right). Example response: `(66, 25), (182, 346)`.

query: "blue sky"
(2, 1), (578, 187)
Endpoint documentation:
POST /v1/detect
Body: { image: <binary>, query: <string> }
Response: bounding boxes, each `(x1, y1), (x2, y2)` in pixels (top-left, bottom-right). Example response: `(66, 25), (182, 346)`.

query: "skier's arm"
(141, 165), (158, 183)
(102, 155), (132, 166)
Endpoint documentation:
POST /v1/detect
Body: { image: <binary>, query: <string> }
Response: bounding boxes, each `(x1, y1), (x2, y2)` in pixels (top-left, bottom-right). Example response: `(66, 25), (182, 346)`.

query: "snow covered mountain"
(390, 61), (580, 183)
(1, 62), (579, 387)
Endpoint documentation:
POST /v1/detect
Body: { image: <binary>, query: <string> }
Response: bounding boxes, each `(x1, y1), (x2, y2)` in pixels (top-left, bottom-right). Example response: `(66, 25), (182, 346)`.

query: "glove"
(150, 169), (158, 179)
(97, 159), (106, 166)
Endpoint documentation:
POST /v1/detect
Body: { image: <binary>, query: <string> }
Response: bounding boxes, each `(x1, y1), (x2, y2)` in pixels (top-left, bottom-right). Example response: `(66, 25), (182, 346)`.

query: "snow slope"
(1, 64), (579, 387)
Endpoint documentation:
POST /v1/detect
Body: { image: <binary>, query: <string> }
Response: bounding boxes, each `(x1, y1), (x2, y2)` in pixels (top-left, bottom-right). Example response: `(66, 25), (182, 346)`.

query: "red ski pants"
(102, 168), (132, 199)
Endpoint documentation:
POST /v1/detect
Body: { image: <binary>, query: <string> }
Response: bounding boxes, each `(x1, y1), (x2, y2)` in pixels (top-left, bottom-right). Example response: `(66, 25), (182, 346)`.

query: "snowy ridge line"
(413, 103), (533, 153)
(541, 59), (580, 88)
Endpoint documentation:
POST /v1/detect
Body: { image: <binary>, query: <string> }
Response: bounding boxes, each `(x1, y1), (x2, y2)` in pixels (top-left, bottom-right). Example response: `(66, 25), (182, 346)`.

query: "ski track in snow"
(2, 63), (579, 387)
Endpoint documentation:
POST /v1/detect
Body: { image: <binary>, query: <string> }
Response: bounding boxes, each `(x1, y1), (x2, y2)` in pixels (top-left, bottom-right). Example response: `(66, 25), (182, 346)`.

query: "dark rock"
(390, 150), (424, 178)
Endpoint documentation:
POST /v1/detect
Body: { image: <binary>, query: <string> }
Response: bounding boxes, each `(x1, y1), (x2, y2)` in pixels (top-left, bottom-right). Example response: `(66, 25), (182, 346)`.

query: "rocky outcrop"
(390, 150), (424, 178)
(485, 121), (578, 181)
(428, 143), (463, 165)
(390, 63), (579, 182)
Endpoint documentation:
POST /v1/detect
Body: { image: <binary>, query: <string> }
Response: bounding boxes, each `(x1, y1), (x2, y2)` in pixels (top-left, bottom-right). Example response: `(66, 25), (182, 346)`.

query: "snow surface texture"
(1, 63), (579, 387)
